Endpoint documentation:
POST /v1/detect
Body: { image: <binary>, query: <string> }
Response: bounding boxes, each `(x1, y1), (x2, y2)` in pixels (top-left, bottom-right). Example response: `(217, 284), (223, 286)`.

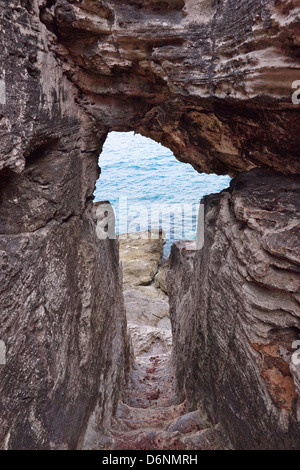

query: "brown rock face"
(168, 168), (300, 450)
(0, 0), (299, 450)
(38, 0), (300, 176)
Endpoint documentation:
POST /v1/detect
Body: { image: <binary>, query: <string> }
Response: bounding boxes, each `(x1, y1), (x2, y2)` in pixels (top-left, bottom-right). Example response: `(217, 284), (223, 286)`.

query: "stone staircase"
(111, 234), (229, 451)
(109, 331), (228, 451)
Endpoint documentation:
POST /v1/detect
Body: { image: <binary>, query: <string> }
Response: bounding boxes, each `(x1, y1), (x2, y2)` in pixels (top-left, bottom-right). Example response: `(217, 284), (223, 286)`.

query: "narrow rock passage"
(107, 231), (229, 451)
(110, 323), (227, 451)
(111, 329), (185, 451)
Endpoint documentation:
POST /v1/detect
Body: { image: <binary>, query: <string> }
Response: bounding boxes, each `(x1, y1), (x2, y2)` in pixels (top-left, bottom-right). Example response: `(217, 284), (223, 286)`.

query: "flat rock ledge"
(119, 230), (166, 288)
(119, 230), (170, 332)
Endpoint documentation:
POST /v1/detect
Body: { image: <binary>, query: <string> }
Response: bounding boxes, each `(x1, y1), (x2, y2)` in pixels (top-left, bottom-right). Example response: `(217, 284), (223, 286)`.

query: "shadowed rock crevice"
(102, 231), (229, 451)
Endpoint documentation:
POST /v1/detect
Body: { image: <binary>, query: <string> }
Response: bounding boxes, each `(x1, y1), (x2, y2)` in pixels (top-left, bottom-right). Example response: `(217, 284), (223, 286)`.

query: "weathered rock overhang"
(38, 0), (300, 176)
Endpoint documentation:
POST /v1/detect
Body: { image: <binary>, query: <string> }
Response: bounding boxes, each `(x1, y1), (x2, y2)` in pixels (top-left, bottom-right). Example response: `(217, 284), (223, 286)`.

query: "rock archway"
(0, 0), (299, 450)
(38, 0), (300, 176)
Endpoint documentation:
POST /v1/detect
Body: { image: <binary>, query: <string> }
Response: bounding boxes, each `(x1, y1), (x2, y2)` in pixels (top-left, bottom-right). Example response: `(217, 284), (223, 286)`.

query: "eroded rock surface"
(168, 168), (300, 450)
(0, 1), (130, 450)
(38, 0), (300, 176)
(155, 260), (169, 294)
(124, 289), (170, 328)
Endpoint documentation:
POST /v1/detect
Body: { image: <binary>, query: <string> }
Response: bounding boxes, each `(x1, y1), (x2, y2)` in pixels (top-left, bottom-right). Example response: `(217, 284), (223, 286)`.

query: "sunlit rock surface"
(119, 230), (165, 287)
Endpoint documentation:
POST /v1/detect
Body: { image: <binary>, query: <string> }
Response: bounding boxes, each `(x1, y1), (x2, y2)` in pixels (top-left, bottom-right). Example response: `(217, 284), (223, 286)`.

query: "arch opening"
(94, 131), (231, 255)
(90, 130), (232, 450)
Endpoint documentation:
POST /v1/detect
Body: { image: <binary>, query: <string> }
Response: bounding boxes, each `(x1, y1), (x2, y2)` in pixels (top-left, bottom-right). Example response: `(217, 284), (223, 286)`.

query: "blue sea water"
(94, 132), (231, 254)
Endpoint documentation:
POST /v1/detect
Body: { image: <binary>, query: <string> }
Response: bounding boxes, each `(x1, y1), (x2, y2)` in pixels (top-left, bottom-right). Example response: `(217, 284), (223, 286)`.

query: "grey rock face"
(0, 156), (130, 449)
(155, 260), (169, 294)
(168, 168), (300, 450)
(167, 410), (209, 434)
(0, 1), (130, 450)
(127, 323), (172, 357)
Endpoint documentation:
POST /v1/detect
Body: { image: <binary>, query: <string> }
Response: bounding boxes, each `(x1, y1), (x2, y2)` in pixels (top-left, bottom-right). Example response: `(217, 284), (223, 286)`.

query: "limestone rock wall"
(0, 0), (130, 450)
(168, 168), (300, 450)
